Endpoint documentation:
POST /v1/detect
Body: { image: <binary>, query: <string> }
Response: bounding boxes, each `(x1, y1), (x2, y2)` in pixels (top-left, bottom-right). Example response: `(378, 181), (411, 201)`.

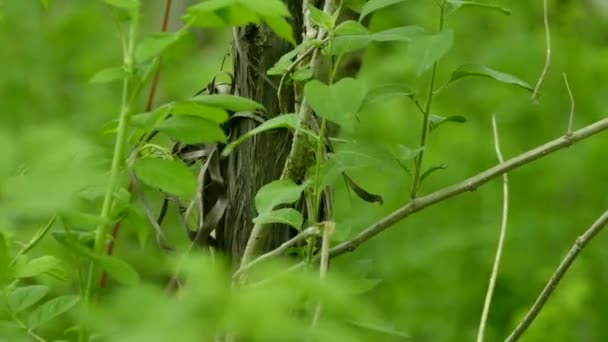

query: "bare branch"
(505, 208), (608, 341)
(235, 226), (320, 280)
(476, 115), (509, 342)
(288, 117), (608, 269)
(532, 0), (551, 101)
(563, 73), (575, 134)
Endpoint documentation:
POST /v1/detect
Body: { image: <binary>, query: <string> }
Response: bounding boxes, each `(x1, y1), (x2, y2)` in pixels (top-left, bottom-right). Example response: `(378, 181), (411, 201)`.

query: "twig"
(234, 226), (320, 279)
(531, 0), (551, 101)
(312, 222), (334, 328)
(287, 117), (608, 269)
(505, 208), (608, 342)
(10, 215), (56, 265)
(476, 115), (509, 342)
(563, 73), (575, 134)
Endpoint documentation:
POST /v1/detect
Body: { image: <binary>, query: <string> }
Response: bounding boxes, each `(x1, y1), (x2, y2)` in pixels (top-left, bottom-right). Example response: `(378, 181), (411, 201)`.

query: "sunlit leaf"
(253, 208), (303, 230)
(255, 180), (307, 214)
(133, 158), (197, 197)
(172, 102), (229, 124)
(328, 20), (372, 55)
(8, 285), (49, 313)
(27, 296), (80, 330)
(308, 3), (333, 30)
(222, 114), (298, 157)
(448, 64), (533, 92)
(429, 114), (467, 131)
(15, 256), (65, 280)
(136, 32), (186, 62)
(304, 78), (366, 129)
(360, 0), (409, 21)
(407, 30), (453, 76)
(89, 66), (126, 84)
(192, 94), (264, 112)
(156, 115), (227, 144)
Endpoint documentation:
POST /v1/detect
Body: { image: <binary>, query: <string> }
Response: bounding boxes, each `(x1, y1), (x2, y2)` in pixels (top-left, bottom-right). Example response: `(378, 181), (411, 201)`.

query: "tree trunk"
(215, 1), (304, 269)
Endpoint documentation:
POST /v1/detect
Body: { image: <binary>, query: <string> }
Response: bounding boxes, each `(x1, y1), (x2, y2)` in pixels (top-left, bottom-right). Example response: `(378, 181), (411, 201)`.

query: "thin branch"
(312, 222), (334, 328)
(476, 115), (509, 342)
(563, 73), (575, 134)
(287, 117), (608, 269)
(505, 208), (608, 342)
(234, 226), (320, 279)
(10, 215), (56, 265)
(531, 0), (551, 101)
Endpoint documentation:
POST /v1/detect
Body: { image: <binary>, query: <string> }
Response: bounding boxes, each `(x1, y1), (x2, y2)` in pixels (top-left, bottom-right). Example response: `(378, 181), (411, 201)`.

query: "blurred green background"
(1, 0), (607, 341)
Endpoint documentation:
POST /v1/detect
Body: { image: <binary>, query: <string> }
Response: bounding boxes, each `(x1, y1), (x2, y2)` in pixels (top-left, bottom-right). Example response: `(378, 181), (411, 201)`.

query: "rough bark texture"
(215, 1), (304, 268)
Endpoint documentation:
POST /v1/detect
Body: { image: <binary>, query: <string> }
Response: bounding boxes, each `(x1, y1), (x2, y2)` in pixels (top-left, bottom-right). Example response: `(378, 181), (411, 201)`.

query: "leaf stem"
(411, 1), (446, 197)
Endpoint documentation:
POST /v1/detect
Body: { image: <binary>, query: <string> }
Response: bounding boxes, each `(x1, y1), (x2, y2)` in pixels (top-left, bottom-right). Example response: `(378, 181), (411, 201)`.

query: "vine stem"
(411, 1), (446, 197)
(79, 8), (139, 342)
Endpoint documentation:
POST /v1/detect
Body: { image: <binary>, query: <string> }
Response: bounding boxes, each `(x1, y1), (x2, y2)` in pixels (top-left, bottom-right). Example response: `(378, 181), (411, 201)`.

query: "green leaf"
(360, 0), (409, 22)
(8, 285), (49, 313)
(133, 158), (197, 197)
(429, 114), (467, 131)
(104, 0), (140, 10)
(255, 180), (307, 214)
(240, 0), (290, 17)
(407, 30), (453, 76)
(447, 0), (511, 15)
(155, 115), (227, 144)
(308, 3), (333, 30)
(253, 208), (303, 230)
(267, 39), (320, 75)
(27, 296), (79, 330)
(136, 32), (185, 62)
(192, 94), (264, 112)
(304, 78), (366, 129)
(371, 26), (424, 42)
(448, 64), (533, 92)
(129, 104), (172, 130)
(15, 256), (65, 280)
(94, 255), (140, 286)
(329, 20), (372, 55)
(362, 85), (415, 108)
(263, 16), (296, 46)
(0, 232), (11, 284)
(89, 66), (126, 84)
(172, 102), (229, 124)
(222, 114), (298, 157)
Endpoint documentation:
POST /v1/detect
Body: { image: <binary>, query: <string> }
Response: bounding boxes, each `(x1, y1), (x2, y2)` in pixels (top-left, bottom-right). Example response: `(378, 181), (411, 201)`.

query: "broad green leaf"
(15, 256), (65, 280)
(27, 296), (80, 330)
(136, 32), (185, 62)
(292, 68), (313, 81)
(156, 115), (227, 144)
(129, 104), (172, 130)
(8, 285), (49, 313)
(133, 158), (197, 197)
(328, 20), (372, 55)
(429, 114), (467, 131)
(267, 39), (320, 75)
(0, 232), (10, 284)
(360, 0), (409, 21)
(192, 94), (264, 112)
(104, 0), (139, 10)
(222, 114), (298, 157)
(371, 26), (424, 42)
(407, 30), (453, 76)
(308, 3), (333, 30)
(185, 3), (259, 28)
(255, 180), (307, 214)
(362, 85), (415, 107)
(447, 0), (511, 15)
(253, 208), (303, 230)
(240, 0), (290, 17)
(448, 64), (533, 92)
(89, 66), (126, 84)
(172, 102), (229, 124)
(95, 255), (140, 286)
(304, 78), (366, 129)
(61, 211), (109, 231)
(263, 16), (296, 46)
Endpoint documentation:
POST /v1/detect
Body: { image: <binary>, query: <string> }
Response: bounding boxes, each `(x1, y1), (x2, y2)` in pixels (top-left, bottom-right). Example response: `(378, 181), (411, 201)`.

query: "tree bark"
(215, 1), (304, 269)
